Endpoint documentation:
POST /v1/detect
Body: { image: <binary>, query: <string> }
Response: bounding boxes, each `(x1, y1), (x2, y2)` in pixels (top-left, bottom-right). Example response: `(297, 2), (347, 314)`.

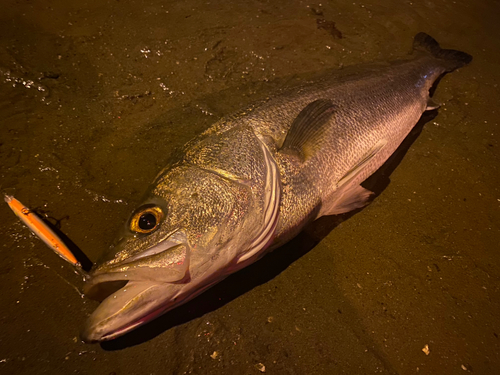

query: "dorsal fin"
(280, 99), (336, 160)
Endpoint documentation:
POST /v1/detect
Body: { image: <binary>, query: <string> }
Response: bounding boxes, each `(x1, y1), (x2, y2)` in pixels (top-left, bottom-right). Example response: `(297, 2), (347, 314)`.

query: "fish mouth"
(86, 233), (191, 289)
(81, 235), (191, 343)
(80, 280), (179, 343)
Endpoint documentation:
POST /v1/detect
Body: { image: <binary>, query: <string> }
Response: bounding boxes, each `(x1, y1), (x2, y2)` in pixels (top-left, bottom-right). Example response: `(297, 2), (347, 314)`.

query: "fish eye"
(130, 205), (164, 234)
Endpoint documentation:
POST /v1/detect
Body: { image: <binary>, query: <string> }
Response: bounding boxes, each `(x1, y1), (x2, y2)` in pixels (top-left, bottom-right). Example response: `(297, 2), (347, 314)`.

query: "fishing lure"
(5, 195), (79, 266)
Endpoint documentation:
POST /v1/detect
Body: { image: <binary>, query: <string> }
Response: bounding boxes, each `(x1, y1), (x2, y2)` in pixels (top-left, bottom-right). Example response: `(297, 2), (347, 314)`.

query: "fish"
(80, 33), (471, 342)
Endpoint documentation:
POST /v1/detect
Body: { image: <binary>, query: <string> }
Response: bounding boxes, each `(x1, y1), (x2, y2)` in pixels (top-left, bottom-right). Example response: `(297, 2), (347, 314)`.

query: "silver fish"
(81, 33), (471, 342)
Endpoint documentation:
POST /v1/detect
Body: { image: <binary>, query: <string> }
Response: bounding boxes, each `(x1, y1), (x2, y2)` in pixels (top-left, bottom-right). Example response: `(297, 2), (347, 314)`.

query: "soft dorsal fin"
(280, 99), (336, 160)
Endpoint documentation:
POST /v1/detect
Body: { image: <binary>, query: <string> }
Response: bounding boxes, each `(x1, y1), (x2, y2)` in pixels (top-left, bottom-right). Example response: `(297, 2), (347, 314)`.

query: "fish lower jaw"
(80, 280), (173, 343)
(80, 270), (228, 342)
(81, 303), (170, 343)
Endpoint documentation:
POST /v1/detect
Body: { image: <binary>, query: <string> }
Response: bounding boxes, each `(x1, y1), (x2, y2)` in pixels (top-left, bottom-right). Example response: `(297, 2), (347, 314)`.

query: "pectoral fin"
(279, 99), (337, 160)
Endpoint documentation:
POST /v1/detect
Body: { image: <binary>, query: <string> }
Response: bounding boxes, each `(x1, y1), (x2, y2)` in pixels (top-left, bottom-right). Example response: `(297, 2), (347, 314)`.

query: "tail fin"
(413, 32), (472, 72)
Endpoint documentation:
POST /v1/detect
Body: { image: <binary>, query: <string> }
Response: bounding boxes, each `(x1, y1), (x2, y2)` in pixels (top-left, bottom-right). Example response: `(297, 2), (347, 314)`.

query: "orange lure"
(4, 195), (79, 266)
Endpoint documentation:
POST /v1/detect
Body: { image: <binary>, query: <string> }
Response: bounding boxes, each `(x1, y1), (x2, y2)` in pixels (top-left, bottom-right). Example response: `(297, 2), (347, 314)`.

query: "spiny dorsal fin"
(280, 99), (336, 160)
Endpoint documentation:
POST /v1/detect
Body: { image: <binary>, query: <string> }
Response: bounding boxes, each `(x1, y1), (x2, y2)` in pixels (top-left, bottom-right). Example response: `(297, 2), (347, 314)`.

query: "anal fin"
(318, 184), (372, 217)
(426, 97), (440, 111)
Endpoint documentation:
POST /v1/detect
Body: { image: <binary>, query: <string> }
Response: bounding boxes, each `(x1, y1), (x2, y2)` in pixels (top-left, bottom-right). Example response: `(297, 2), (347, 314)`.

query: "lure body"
(5, 195), (79, 266)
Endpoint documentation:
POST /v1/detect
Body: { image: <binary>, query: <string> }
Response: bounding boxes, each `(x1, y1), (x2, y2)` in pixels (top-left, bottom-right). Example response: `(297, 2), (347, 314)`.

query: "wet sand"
(1, 0), (499, 374)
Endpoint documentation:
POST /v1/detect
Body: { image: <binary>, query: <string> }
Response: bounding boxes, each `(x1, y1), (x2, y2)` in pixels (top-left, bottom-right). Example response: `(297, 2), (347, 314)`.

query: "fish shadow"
(101, 109), (438, 350)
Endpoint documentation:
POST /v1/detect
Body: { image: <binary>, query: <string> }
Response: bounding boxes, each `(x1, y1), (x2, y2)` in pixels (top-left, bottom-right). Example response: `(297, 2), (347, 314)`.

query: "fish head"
(81, 164), (263, 342)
